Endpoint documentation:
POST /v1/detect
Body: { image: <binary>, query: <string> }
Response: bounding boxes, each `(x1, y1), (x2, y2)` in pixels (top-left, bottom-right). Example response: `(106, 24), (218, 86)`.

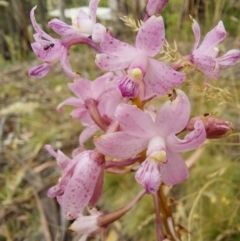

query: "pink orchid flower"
(57, 72), (122, 145)
(187, 18), (240, 79)
(46, 145), (105, 220)
(29, 6), (76, 78)
(48, 0), (105, 42)
(94, 89), (206, 193)
(95, 16), (185, 99)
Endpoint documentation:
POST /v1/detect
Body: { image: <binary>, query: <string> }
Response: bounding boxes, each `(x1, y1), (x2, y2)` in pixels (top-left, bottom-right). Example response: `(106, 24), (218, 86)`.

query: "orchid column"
(28, 0), (238, 240)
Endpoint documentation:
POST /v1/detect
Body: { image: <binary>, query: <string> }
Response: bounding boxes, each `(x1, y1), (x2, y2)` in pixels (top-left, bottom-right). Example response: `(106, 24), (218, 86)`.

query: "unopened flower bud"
(186, 113), (233, 139)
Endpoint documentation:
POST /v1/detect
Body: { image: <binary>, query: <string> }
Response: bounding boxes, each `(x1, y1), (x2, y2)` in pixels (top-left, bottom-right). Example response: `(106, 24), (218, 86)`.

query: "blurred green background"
(0, 0), (240, 241)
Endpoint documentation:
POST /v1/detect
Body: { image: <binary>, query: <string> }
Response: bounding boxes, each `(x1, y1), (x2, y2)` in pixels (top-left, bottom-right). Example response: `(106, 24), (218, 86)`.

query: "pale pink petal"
(77, 9), (90, 21)
(79, 125), (99, 146)
(166, 120), (206, 152)
(45, 144), (71, 170)
(71, 108), (91, 122)
(57, 97), (84, 113)
(56, 150), (72, 170)
(68, 79), (91, 100)
(160, 151), (189, 185)
(146, 0), (169, 16)
(196, 21), (226, 55)
(144, 59), (186, 95)
(94, 132), (149, 159)
(47, 185), (63, 198)
(48, 18), (77, 36)
(135, 158), (161, 194)
(30, 6), (54, 41)
(69, 214), (99, 234)
(155, 89), (190, 137)
(95, 54), (134, 71)
(136, 16), (165, 57)
(217, 49), (240, 68)
(60, 49), (80, 79)
(100, 33), (138, 56)
(28, 63), (51, 78)
(208, 48), (219, 58)
(91, 72), (115, 98)
(62, 151), (103, 219)
(89, 0), (100, 23)
(97, 88), (121, 118)
(76, 10), (93, 35)
(115, 104), (156, 138)
(191, 18), (201, 51)
(192, 53), (219, 79)
(92, 23), (106, 42)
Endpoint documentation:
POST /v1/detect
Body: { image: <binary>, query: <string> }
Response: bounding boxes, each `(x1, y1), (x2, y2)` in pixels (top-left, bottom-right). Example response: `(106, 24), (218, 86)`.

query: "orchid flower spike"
(28, 6), (77, 78)
(57, 72), (122, 145)
(48, 0), (106, 42)
(186, 17), (240, 79)
(94, 89), (206, 193)
(96, 16), (185, 99)
(45, 145), (105, 220)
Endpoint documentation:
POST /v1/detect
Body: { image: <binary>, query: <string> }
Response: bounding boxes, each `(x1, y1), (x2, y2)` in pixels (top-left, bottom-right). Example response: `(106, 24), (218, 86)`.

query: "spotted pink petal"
(192, 53), (219, 79)
(95, 53), (134, 71)
(136, 15), (165, 57)
(114, 104), (156, 138)
(160, 150), (189, 185)
(100, 33), (138, 56)
(155, 89), (190, 137)
(62, 151), (104, 219)
(196, 21), (226, 55)
(31, 42), (63, 62)
(88, 164), (104, 208)
(166, 120), (206, 152)
(144, 59), (186, 96)
(94, 132), (149, 159)
(92, 23), (106, 42)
